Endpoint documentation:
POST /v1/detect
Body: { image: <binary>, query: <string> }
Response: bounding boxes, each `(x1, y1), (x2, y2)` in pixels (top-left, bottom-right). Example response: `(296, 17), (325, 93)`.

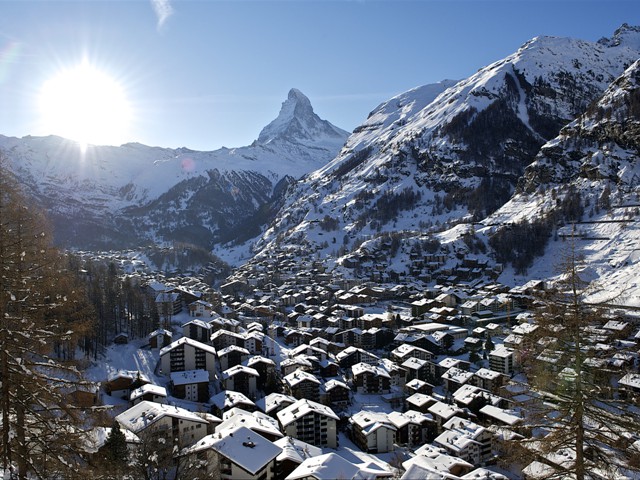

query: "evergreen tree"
(484, 335), (495, 352)
(104, 421), (128, 463)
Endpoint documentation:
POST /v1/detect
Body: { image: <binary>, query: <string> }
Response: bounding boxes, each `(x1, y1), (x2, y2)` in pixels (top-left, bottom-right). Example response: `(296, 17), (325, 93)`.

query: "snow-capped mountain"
(255, 88), (348, 146)
(479, 57), (640, 304)
(0, 89), (349, 249)
(240, 25), (640, 278)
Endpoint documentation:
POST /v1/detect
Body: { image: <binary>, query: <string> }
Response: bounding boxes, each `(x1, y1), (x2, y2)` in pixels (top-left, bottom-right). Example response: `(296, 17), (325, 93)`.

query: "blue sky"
(0, 0), (638, 151)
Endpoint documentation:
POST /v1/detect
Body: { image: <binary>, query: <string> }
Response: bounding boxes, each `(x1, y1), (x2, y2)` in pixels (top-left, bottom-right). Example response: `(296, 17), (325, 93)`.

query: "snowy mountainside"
(243, 25), (640, 272)
(1, 89), (348, 249)
(479, 58), (640, 305)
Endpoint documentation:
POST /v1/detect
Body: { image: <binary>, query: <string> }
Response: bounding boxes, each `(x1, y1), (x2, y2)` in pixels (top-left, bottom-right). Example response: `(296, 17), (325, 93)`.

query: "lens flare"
(38, 61), (132, 150)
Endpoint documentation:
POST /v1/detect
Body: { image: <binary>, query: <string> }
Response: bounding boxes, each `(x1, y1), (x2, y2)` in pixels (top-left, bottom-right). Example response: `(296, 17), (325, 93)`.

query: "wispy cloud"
(150, 0), (174, 30)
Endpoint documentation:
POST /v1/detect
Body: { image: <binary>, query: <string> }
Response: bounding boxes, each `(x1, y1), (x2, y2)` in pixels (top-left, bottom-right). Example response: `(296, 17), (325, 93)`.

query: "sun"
(38, 61), (132, 151)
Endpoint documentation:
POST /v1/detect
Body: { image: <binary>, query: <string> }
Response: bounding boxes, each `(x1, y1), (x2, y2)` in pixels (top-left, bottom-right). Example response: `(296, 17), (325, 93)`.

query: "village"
(84, 246), (640, 480)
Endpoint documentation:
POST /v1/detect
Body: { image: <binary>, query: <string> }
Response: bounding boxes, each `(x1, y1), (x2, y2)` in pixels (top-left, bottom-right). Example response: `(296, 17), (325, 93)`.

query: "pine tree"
(484, 335), (495, 352)
(104, 421), (128, 463)
(0, 160), (95, 479)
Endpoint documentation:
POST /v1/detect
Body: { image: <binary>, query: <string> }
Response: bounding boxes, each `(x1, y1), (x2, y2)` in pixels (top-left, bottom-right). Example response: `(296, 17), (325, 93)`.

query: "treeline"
(489, 217), (553, 274)
(76, 259), (159, 359)
(488, 185), (585, 274)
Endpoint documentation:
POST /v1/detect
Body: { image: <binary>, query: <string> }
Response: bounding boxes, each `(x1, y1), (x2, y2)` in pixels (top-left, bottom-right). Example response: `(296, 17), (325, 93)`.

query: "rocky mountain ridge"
(231, 25), (640, 304)
(0, 89), (348, 249)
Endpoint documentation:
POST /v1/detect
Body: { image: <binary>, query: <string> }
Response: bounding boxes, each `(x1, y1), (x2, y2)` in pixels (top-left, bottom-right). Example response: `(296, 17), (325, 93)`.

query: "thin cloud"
(150, 0), (174, 30)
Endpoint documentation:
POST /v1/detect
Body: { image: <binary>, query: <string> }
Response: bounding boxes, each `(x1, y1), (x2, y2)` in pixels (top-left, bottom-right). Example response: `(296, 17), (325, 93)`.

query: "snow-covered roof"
(460, 468), (509, 479)
(155, 292), (179, 303)
(149, 328), (172, 338)
(116, 400), (207, 433)
(434, 429), (480, 453)
(246, 355), (276, 367)
(215, 409), (283, 439)
(401, 357), (429, 369)
(351, 362), (390, 378)
(441, 367), (474, 384)
(159, 336), (216, 356)
(277, 399), (339, 427)
(187, 426), (282, 475)
(255, 393), (297, 414)
(210, 390), (255, 410)
(388, 410), (432, 429)
(443, 416), (487, 440)
(489, 345), (514, 358)
(222, 364), (260, 380)
(324, 379), (349, 392)
(181, 318), (211, 329)
(129, 383), (167, 401)
(474, 367), (502, 380)
(350, 411), (397, 435)
(428, 401), (462, 420)
(479, 405), (522, 426)
(285, 452), (361, 480)
(619, 372), (640, 389)
(403, 446), (474, 476)
(218, 345), (251, 358)
(170, 369), (210, 385)
(273, 436), (323, 465)
(452, 384), (500, 407)
(107, 369), (150, 384)
(406, 392), (436, 407)
(283, 369), (321, 387)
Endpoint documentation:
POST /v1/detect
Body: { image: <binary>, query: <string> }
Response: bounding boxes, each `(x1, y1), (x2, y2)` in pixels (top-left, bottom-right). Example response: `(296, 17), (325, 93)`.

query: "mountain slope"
(0, 89), (348, 249)
(481, 58), (640, 304)
(243, 25), (640, 272)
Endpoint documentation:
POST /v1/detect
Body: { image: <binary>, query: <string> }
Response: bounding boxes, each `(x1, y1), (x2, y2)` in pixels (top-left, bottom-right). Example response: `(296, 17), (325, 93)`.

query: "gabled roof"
(273, 436), (322, 465)
(406, 392), (436, 407)
(351, 362), (390, 378)
(277, 399), (339, 427)
(324, 379), (349, 392)
(217, 344), (251, 356)
(210, 390), (255, 410)
(479, 405), (522, 426)
(434, 428), (481, 453)
(350, 411), (397, 435)
(388, 410), (433, 429)
(284, 452), (360, 480)
(187, 426), (282, 475)
(215, 409), (283, 439)
(149, 328), (172, 338)
(222, 364), (260, 380)
(245, 355), (276, 368)
(283, 369), (321, 387)
(181, 318), (211, 329)
(405, 444), (474, 475)
(159, 336), (216, 356)
(107, 369), (150, 384)
(116, 400), (206, 433)
(129, 383), (167, 401)
(255, 393), (297, 414)
(428, 401), (462, 420)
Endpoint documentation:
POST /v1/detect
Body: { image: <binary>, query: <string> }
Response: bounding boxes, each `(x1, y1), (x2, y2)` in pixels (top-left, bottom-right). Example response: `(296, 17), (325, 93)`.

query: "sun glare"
(38, 62), (132, 151)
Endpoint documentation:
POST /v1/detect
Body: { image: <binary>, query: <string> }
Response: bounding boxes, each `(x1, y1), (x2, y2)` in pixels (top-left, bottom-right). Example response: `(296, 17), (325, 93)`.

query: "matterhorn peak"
(255, 88), (348, 146)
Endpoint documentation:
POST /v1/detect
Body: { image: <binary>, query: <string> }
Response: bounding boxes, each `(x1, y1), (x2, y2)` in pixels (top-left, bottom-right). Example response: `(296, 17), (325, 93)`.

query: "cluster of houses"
(90, 244), (640, 480)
